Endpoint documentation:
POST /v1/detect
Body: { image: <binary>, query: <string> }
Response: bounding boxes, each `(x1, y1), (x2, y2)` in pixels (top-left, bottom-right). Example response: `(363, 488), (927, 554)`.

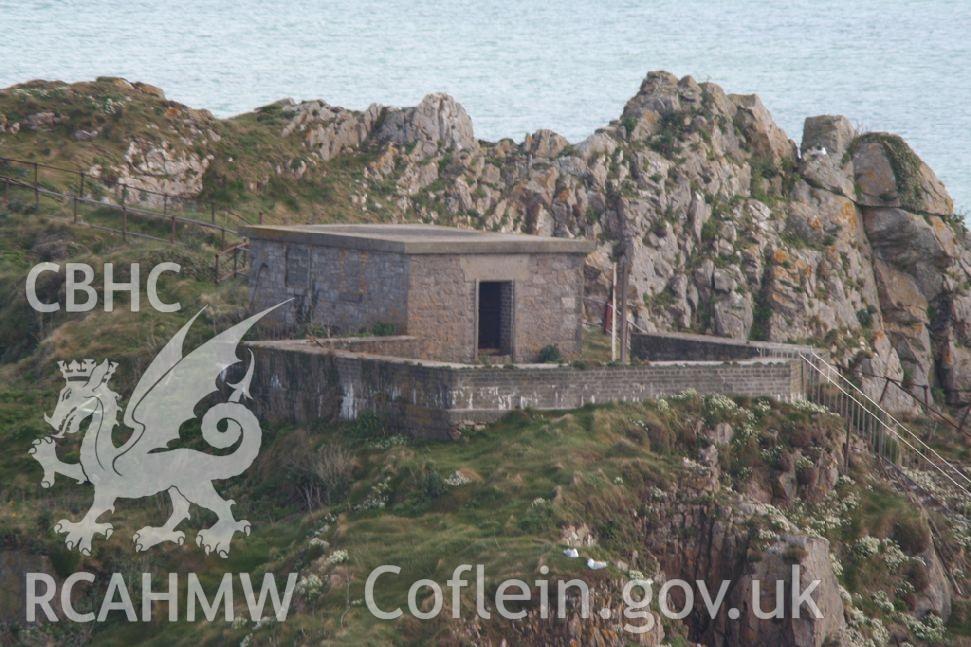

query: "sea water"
(2, 0), (968, 210)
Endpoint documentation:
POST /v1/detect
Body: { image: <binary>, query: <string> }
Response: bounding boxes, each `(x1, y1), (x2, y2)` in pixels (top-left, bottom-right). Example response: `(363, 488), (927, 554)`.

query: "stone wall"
(248, 341), (804, 438)
(632, 331), (818, 362)
(406, 252), (585, 362)
(248, 236), (587, 362)
(248, 238), (410, 334)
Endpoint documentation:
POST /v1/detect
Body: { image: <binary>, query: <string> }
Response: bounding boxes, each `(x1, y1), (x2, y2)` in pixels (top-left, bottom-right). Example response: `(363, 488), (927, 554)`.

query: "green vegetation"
(536, 343), (563, 363)
(847, 132), (925, 213)
(0, 79), (397, 227)
(648, 112), (689, 158)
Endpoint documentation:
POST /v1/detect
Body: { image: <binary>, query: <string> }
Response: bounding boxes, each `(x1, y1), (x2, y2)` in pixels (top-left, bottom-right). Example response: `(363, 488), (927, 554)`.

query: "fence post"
(233, 246), (239, 279)
(74, 172), (84, 224)
(214, 252), (220, 284)
(259, 210), (264, 224)
(165, 195), (175, 242)
(33, 162), (39, 210)
(121, 186), (128, 242)
(617, 256), (630, 364)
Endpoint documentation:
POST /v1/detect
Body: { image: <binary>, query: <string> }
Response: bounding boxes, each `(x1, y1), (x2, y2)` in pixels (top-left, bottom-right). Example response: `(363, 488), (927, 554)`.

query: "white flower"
(445, 470), (472, 487)
(853, 535), (881, 559)
(295, 573), (325, 600)
(326, 549), (348, 565)
(871, 590), (895, 613)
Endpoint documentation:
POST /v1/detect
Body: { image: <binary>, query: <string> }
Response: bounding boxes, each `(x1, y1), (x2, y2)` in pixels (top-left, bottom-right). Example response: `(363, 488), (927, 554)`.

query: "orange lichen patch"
(932, 217), (947, 232)
(772, 248), (789, 264)
(841, 200), (857, 222)
(941, 344), (954, 364)
(164, 106), (181, 119)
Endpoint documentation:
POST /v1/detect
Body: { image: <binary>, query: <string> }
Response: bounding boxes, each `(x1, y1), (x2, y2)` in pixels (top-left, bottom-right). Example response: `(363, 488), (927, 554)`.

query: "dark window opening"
(478, 281), (513, 355)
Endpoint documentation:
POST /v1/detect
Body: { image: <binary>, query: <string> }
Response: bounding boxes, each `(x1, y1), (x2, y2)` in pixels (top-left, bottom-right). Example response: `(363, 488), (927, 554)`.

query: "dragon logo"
(28, 303), (282, 558)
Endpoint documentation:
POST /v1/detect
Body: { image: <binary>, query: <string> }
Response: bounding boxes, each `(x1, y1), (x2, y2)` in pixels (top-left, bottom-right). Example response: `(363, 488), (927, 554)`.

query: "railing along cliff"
(795, 350), (971, 502)
(0, 155), (250, 283)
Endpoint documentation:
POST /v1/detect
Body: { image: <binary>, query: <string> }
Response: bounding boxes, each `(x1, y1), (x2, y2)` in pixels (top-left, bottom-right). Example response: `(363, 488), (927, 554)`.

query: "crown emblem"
(57, 360), (98, 380)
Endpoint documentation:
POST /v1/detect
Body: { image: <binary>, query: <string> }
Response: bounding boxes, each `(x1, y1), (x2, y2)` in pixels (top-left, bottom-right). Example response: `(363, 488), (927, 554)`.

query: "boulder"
(864, 207), (956, 296)
(801, 115), (855, 158)
(728, 536), (846, 647)
(714, 291), (753, 339)
(852, 134), (954, 215)
(24, 111), (58, 130)
(524, 129), (569, 158)
(731, 94), (797, 166)
(377, 93), (477, 156)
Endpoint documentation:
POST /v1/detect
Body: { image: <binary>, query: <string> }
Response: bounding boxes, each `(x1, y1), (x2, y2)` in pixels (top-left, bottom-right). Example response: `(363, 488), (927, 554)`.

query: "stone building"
(244, 224), (595, 362)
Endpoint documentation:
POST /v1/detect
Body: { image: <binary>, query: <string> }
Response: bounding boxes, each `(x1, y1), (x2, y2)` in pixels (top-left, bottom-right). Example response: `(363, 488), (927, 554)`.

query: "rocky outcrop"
(639, 432), (848, 647)
(4, 72), (969, 408)
(281, 100), (382, 162)
(300, 71), (964, 411)
(118, 138), (213, 204)
(376, 93), (477, 155)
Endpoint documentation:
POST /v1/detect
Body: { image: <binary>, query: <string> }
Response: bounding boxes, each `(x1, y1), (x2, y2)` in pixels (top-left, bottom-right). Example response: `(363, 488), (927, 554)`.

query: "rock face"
(267, 71), (965, 412)
(3, 72), (969, 409)
(639, 426), (849, 647)
(376, 93), (477, 155)
(118, 139), (213, 204)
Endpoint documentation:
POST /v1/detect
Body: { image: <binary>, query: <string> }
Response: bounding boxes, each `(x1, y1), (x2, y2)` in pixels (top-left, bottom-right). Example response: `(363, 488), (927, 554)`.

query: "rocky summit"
(3, 72), (968, 415)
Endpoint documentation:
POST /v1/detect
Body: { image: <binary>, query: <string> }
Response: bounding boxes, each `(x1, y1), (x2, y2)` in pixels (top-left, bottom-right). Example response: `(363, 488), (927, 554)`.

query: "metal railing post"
(33, 162), (39, 210)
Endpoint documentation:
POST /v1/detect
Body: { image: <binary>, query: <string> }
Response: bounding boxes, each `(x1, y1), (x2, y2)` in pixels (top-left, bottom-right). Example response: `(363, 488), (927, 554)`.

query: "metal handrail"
(804, 350), (971, 488)
(799, 352), (971, 500)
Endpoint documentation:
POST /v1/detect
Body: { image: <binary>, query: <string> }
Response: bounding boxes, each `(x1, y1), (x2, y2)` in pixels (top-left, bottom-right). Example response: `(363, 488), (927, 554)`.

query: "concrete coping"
(242, 223), (596, 255)
(631, 330), (820, 355)
(244, 339), (796, 370)
(298, 335), (418, 345)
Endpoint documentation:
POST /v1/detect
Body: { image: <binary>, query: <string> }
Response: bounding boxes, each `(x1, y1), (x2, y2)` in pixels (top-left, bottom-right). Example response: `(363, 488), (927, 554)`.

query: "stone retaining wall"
(247, 340), (804, 438)
(632, 331), (818, 362)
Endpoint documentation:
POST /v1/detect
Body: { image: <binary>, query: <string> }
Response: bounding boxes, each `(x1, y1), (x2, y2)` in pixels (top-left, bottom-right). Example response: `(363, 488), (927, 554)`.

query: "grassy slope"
(0, 79), (400, 226)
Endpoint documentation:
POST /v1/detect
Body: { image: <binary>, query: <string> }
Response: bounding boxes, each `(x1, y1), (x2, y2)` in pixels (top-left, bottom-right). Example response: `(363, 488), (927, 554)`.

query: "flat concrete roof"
(242, 223), (596, 254)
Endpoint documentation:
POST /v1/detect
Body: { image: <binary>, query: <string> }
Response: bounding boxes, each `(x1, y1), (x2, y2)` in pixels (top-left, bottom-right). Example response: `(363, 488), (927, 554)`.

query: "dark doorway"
(477, 281), (513, 355)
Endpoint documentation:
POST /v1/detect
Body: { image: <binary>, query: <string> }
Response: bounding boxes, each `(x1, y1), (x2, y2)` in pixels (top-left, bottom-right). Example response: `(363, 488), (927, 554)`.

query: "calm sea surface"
(2, 0), (969, 210)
